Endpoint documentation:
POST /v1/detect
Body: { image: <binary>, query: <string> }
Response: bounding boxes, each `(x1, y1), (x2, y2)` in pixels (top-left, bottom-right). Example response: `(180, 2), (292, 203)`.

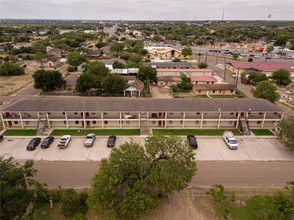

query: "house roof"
(86, 50), (100, 57)
(66, 74), (80, 86)
(190, 76), (217, 82)
(229, 62), (293, 72)
(143, 62), (193, 68)
(1, 97), (283, 113)
(157, 68), (212, 72)
(48, 48), (63, 52)
(157, 76), (181, 82)
(194, 84), (237, 90)
(126, 80), (144, 91)
(48, 57), (59, 62)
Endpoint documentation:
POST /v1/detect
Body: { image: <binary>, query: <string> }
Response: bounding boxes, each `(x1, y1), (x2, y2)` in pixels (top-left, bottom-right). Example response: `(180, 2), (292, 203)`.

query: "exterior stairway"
(36, 115), (48, 135)
(239, 117), (250, 135)
(140, 120), (150, 135)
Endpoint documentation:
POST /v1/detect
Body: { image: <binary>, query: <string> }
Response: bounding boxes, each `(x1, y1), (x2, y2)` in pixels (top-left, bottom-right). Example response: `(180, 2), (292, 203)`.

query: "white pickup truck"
(57, 135), (71, 149)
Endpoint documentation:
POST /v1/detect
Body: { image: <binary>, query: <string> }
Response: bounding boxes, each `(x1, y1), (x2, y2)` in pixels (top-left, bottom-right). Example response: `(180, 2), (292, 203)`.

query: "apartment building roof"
(142, 62), (192, 68)
(194, 84), (237, 90)
(228, 62), (293, 72)
(1, 98), (283, 113)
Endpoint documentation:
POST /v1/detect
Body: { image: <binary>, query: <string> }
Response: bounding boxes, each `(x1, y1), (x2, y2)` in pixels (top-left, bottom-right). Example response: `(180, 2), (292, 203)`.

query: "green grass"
(27, 203), (68, 220)
(153, 129), (241, 136)
(50, 129), (140, 136)
(3, 129), (36, 136)
(229, 206), (255, 220)
(251, 129), (274, 136)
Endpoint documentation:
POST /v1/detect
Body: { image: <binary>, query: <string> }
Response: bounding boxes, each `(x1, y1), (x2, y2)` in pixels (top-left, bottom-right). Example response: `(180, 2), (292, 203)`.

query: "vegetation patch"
(51, 129), (140, 136)
(251, 129), (274, 136)
(153, 129), (241, 136)
(3, 129), (36, 136)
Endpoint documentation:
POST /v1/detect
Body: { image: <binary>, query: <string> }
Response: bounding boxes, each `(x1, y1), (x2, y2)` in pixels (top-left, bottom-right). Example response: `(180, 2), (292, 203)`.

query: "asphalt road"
(33, 161), (294, 189)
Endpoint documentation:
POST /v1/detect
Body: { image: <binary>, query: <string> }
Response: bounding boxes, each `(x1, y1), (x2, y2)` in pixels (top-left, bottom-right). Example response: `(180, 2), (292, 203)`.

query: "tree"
(87, 136), (196, 219)
(271, 69), (291, 86)
(232, 53), (238, 60)
(60, 189), (88, 217)
(0, 61), (25, 76)
(75, 74), (101, 93)
(181, 47), (192, 57)
(198, 62), (208, 69)
(102, 74), (127, 94)
(110, 42), (124, 54)
(127, 55), (143, 67)
(84, 61), (109, 77)
(253, 81), (279, 103)
(278, 117), (294, 150)
(266, 45), (274, 53)
(138, 66), (157, 82)
(0, 157), (37, 219)
(207, 184), (227, 205)
(248, 57), (253, 62)
(95, 42), (107, 49)
(177, 74), (192, 92)
(33, 70), (65, 92)
(67, 52), (86, 67)
(285, 181), (294, 199)
(247, 70), (268, 84)
(112, 61), (125, 69)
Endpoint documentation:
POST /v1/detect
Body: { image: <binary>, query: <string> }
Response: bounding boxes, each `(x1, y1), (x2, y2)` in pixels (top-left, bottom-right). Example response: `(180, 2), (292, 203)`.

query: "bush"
(60, 189), (81, 216)
(248, 57), (253, 62)
(198, 62), (208, 69)
(67, 66), (77, 72)
(235, 90), (246, 98)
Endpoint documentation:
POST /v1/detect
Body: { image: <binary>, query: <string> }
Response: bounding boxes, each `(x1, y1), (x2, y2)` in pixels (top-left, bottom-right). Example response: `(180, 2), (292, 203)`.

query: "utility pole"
(236, 67), (240, 86)
(205, 52), (208, 63)
(215, 51), (219, 64)
(223, 55), (227, 81)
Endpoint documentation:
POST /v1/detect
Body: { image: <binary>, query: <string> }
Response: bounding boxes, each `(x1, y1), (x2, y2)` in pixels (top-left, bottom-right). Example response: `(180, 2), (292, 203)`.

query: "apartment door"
(158, 121), (162, 126)
(8, 121), (12, 127)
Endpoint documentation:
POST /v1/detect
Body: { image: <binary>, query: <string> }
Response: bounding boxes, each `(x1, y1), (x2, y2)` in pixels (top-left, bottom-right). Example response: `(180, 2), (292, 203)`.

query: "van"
(223, 131), (238, 150)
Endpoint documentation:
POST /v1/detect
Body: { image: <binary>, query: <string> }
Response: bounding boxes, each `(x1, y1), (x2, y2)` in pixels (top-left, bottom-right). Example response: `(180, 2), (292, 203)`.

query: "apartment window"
(62, 112), (65, 115)
(75, 121), (79, 124)
(219, 90), (222, 93)
(169, 121), (173, 124)
(47, 113), (51, 115)
(180, 121), (183, 124)
(259, 112), (262, 115)
(104, 121), (108, 124)
(196, 112), (200, 115)
(169, 113), (173, 115)
(93, 121), (96, 124)
(257, 121), (261, 124)
(195, 121), (199, 124)
(64, 121), (66, 124)
(230, 112), (234, 115)
(74, 112), (78, 115)
(274, 112), (277, 115)
(203, 121), (206, 124)
(198, 90), (201, 93)
(126, 121), (130, 124)
(213, 90), (215, 93)
(92, 113), (96, 115)
(229, 121), (233, 124)
(25, 121), (29, 125)
(230, 89), (234, 93)
(14, 121), (18, 124)
(103, 112), (107, 115)
(28, 114), (31, 117)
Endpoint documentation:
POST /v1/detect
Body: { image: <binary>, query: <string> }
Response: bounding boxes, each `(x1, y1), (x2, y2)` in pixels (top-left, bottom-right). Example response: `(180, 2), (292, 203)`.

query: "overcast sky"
(1, 0), (293, 20)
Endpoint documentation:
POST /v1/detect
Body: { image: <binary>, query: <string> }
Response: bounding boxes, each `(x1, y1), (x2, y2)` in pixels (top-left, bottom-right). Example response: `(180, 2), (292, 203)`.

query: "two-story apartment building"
(0, 98), (283, 132)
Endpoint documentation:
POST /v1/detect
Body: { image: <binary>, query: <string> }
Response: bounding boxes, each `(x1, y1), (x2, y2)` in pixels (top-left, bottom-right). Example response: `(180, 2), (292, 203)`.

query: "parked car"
(0, 135), (3, 142)
(26, 138), (41, 151)
(107, 135), (117, 147)
(187, 135), (198, 149)
(57, 135), (71, 149)
(223, 131), (238, 150)
(84, 133), (96, 147)
(41, 136), (55, 149)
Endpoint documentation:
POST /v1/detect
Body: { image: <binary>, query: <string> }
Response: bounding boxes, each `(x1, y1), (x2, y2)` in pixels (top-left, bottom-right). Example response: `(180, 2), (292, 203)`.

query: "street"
(33, 161), (294, 189)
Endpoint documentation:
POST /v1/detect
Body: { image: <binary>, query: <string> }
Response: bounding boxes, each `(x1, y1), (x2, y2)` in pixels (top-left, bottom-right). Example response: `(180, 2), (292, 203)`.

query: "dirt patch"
(0, 75), (33, 96)
(151, 86), (172, 98)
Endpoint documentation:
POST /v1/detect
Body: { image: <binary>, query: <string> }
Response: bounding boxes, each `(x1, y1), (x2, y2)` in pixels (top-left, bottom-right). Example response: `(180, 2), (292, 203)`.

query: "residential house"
(85, 50), (101, 60)
(143, 62), (192, 69)
(65, 74), (80, 91)
(124, 80), (144, 97)
(193, 84), (237, 96)
(40, 57), (61, 68)
(227, 62), (294, 77)
(157, 76), (181, 86)
(144, 47), (182, 60)
(190, 76), (217, 85)
(1, 98), (283, 131)
(47, 48), (64, 58)
(156, 68), (213, 78)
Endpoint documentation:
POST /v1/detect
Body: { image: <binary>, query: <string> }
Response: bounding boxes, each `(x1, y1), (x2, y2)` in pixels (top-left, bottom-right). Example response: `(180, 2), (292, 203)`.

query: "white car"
(84, 133), (96, 147)
(57, 135), (71, 149)
(223, 131), (238, 150)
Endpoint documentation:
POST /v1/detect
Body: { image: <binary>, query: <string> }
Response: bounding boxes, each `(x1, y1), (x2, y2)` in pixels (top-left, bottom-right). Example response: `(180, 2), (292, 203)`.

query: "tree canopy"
(247, 70), (268, 84)
(138, 66), (157, 82)
(87, 135), (196, 219)
(181, 47), (192, 57)
(253, 81), (279, 103)
(177, 74), (192, 92)
(67, 52), (86, 67)
(0, 61), (25, 76)
(0, 157), (37, 220)
(75, 73), (101, 93)
(271, 69), (292, 86)
(33, 69), (65, 92)
(84, 61), (109, 77)
(101, 74), (127, 94)
(278, 116), (294, 151)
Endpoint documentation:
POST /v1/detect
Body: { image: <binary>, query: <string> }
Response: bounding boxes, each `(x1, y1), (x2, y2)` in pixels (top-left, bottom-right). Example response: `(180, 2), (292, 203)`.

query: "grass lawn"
(50, 129), (140, 136)
(228, 206), (255, 220)
(3, 129), (36, 136)
(251, 129), (274, 136)
(27, 204), (68, 220)
(153, 129), (241, 136)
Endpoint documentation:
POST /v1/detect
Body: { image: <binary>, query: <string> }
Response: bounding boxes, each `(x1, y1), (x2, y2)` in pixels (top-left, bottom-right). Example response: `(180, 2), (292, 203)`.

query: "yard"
(50, 129), (140, 136)
(2, 129), (37, 136)
(251, 129), (274, 136)
(0, 75), (34, 96)
(153, 129), (241, 136)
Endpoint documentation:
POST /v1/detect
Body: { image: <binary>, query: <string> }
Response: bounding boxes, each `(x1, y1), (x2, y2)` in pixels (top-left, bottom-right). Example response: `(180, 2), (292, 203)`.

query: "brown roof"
(1, 97), (283, 113)
(229, 62), (293, 72)
(126, 80), (144, 91)
(194, 84), (237, 90)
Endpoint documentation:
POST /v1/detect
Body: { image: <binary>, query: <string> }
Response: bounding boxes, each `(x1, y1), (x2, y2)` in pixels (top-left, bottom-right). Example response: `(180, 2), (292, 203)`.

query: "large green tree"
(33, 69), (65, 92)
(75, 74), (101, 93)
(177, 74), (192, 92)
(138, 66), (157, 82)
(87, 136), (196, 219)
(271, 69), (292, 86)
(84, 61), (109, 77)
(253, 81), (279, 103)
(278, 116), (294, 151)
(0, 61), (25, 76)
(102, 74), (127, 94)
(0, 157), (36, 219)
(247, 70), (268, 84)
(181, 47), (192, 57)
(67, 52), (86, 67)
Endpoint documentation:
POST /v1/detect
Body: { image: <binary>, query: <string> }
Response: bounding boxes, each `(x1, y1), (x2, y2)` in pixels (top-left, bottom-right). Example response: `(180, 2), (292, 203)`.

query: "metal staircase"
(239, 117), (250, 135)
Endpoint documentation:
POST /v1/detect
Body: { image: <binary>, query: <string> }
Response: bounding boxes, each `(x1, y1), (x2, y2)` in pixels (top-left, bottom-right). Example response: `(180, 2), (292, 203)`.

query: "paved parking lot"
(0, 136), (293, 162)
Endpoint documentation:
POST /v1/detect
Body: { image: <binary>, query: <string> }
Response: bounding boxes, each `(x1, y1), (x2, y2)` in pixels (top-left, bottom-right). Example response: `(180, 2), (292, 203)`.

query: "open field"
(0, 75), (33, 96)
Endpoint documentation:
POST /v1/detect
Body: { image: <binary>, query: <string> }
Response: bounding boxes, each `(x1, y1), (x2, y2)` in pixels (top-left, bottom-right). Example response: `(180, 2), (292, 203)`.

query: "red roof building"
(190, 76), (217, 84)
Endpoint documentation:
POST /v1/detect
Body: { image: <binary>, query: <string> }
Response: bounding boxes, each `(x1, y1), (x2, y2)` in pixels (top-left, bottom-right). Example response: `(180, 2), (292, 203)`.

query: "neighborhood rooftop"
(142, 62), (192, 68)
(229, 62), (293, 72)
(1, 98), (283, 113)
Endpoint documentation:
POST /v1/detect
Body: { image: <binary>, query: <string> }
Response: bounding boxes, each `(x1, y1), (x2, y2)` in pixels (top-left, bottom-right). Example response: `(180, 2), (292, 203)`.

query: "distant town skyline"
(0, 0), (294, 21)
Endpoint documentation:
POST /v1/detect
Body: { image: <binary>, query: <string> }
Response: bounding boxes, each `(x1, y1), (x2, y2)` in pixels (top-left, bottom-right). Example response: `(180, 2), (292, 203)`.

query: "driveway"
(1, 136), (293, 162)
(150, 86), (173, 98)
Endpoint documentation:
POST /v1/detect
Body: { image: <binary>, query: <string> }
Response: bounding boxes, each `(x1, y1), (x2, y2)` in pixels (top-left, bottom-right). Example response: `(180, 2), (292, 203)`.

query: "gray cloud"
(0, 0), (293, 20)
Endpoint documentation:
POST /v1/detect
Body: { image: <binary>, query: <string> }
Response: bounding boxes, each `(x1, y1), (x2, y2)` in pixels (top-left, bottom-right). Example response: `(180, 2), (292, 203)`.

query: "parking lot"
(0, 136), (293, 162)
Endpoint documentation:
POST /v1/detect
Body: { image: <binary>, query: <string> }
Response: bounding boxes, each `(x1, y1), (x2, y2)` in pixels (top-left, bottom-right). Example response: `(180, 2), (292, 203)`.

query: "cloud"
(0, 0), (293, 20)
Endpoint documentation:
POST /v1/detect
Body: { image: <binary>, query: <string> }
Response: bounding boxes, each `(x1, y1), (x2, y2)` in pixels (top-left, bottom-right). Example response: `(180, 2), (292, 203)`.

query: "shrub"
(198, 62), (208, 69)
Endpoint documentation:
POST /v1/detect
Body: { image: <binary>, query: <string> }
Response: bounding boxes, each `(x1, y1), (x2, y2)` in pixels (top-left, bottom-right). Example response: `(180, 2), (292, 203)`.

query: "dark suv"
(0, 135), (3, 142)
(107, 135), (117, 147)
(187, 135), (198, 149)
(26, 138), (41, 151)
(41, 136), (55, 149)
